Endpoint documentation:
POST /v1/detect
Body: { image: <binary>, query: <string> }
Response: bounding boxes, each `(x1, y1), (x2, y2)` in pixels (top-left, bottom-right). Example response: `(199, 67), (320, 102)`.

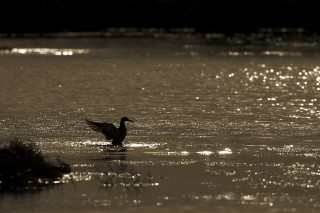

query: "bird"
(85, 117), (133, 146)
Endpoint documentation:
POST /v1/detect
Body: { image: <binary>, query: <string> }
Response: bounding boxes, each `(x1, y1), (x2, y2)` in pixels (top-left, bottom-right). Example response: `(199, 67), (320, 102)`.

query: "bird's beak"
(128, 119), (133, 122)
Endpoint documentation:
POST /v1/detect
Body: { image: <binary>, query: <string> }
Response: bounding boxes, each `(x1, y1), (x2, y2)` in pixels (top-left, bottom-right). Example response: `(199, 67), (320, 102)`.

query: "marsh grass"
(0, 138), (71, 192)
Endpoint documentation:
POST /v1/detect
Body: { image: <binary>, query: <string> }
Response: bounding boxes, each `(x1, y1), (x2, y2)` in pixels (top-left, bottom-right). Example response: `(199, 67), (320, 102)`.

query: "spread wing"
(85, 119), (120, 140)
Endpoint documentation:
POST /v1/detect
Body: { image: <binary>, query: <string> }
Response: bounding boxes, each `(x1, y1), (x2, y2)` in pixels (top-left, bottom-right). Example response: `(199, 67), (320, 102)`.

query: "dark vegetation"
(1, 0), (320, 34)
(0, 138), (71, 192)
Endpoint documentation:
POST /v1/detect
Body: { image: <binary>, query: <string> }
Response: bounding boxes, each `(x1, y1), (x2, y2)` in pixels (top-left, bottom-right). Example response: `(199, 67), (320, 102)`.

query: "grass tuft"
(0, 138), (71, 192)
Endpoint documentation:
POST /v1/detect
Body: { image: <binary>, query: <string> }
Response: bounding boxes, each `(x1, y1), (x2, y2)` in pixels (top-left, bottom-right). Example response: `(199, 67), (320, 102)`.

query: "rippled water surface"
(0, 35), (320, 212)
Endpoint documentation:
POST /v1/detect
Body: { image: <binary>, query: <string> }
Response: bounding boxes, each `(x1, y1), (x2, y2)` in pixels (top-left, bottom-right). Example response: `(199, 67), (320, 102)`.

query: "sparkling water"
(0, 34), (320, 212)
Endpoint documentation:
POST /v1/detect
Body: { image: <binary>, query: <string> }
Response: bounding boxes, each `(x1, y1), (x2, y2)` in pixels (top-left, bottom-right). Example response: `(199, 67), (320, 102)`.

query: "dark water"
(0, 34), (320, 212)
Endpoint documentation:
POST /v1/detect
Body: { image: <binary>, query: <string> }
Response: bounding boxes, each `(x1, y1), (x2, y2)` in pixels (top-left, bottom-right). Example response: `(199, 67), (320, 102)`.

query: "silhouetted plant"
(0, 138), (71, 192)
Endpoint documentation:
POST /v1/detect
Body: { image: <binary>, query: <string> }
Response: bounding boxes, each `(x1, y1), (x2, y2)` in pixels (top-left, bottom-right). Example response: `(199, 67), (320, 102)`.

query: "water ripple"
(0, 48), (89, 55)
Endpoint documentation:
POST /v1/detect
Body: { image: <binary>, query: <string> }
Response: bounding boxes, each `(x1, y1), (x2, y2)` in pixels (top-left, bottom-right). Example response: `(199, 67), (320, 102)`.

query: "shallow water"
(0, 35), (320, 212)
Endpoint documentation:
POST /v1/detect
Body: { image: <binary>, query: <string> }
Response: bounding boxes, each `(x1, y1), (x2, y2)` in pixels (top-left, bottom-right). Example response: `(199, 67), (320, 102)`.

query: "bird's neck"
(119, 121), (126, 129)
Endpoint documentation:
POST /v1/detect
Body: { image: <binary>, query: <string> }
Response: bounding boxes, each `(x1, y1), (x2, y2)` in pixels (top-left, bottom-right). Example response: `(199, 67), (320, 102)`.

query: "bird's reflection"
(98, 160), (158, 197)
(101, 151), (127, 161)
(92, 146), (159, 199)
(91, 144), (127, 161)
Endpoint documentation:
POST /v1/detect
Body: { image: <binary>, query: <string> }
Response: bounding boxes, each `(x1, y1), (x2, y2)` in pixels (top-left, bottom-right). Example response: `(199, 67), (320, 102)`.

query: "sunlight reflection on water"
(0, 48), (90, 55)
(218, 148), (232, 155)
(1, 36), (320, 212)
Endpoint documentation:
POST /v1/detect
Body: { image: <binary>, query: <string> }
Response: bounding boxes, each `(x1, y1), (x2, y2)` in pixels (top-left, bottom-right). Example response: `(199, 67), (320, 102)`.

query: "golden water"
(0, 36), (319, 212)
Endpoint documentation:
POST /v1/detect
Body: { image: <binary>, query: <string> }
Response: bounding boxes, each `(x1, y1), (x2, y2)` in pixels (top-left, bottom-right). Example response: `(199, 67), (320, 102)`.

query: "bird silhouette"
(85, 117), (133, 146)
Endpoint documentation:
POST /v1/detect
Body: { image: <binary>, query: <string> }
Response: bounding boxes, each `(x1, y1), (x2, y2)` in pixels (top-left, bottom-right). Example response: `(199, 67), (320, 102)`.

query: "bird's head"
(121, 117), (133, 123)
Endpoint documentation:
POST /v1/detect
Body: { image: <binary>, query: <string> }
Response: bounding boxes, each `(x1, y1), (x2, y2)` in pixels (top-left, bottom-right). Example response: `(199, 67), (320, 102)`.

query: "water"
(0, 33), (320, 212)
